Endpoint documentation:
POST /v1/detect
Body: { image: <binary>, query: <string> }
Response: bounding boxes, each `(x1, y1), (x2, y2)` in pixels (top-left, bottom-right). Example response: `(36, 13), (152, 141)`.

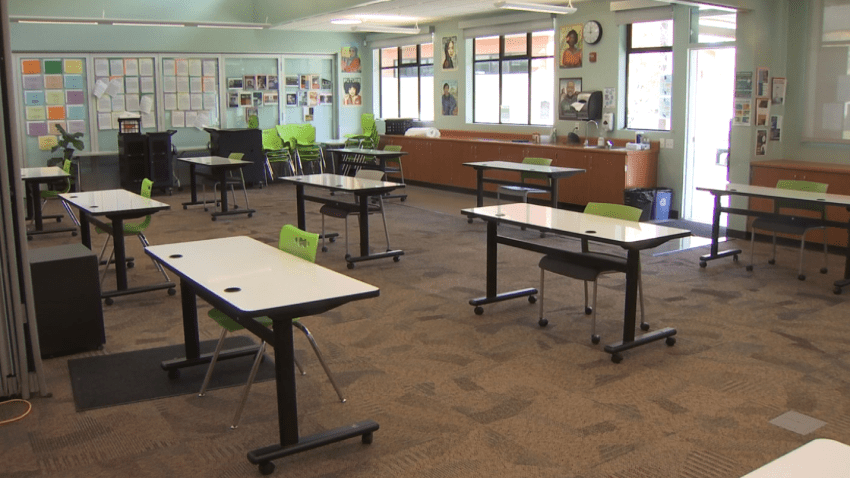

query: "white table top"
(463, 203), (691, 249)
(21, 166), (68, 180)
(697, 183), (850, 207)
(280, 173), (403, 193)
(146, 236), (380, 316)
(463, 161), (586, 176)
(327, 148), (408, 156)
(741, 439), (850, 477)
(60, 189), (170, 216)
(177, 155), (251, 166)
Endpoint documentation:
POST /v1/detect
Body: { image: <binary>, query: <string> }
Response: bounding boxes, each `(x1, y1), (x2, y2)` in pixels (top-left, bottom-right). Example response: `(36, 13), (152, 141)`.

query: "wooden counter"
(379, 132), (658, 206)
(750, 159), (850, 247)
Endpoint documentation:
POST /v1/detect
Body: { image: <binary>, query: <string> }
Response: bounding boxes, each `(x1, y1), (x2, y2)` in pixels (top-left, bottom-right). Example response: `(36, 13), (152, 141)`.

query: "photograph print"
(228, 91), (239, 108)
(559, 24), (583, 69)
(243, 75), (256, 90)
(558, 77), (581, 120)
(286, 93), (297, 106)
(285, 75), (299, 87)
(442, 36), (457, 71)
(227, 77), (243, 89)
(267, 75), (279, 90)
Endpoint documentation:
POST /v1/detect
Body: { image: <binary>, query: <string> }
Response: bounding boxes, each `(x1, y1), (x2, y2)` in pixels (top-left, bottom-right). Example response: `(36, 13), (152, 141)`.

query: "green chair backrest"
(247, 114), (259, 129)
(362, 114), (376, 135)
(383, 145), (402, 152)
(124, 178), (154, 233)
(521, 157), (552, 183)
(278, 224), (319, 263)
(775, 179), (828, 216)
(293, 123), (316, 146)
(584, 202), (642, 222)
(262, 128), (283, 151)
(276, 124), (298, 149)
(228, 152), (245, 160)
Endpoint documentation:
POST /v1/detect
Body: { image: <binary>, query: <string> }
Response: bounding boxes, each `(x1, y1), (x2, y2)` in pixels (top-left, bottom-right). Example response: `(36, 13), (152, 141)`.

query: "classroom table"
(60, 189), (175, 305)
(21, 166), (79, 239)
(178, 156), (255, 220)
(696, 183), (850, 294)
(145, 236), (380, 475)
(463, 161), (586, 212)
(462, 203), (691, 363)
(279, 173), (405, 268)
(740, 438), (850, 477)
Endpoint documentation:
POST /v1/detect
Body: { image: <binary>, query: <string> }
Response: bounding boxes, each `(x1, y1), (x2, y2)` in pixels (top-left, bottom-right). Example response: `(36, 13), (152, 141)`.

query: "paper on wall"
(140, 76), (155, 94)
(176, 76), (190, 93)
(196, 111), (210, 129)
(94, 58), (110, 77)
(185, 111), (198, 128)
(125, 94), (140, 112)
(139, 58), (154, 76)
(38, 135), (58, 150)
(203, 93), (216, 110)
(202, 60), (216, 77)
(105, 78), (123, 96)
(110, 59), (124, 76)
(163, 93), (177, 111)
(140, 95), (154, 114)
(175, 59), (189, 76)
(177, 92), (191, 110)
(162, 76), (176, 93)
(124, 58), (139, 76)
(98, 112), (111, 130)
(110, 112), (121, 129)
(141, 112), (156, 129)
(203, 77), (216, 92)
(188, 59), (202, 77)
(125, 76), (139, 94)
(190, 77), (202, 93)
(163, 59), (175, 76)
(92, 79), (108, 98)
(66, 120), (86, 134)
(97, 95), (112, 112)
(112, 94), (125, 112)
(190, 93), (203, 110)
(26, 106), (46, 121)
(171, 111), (185, 128)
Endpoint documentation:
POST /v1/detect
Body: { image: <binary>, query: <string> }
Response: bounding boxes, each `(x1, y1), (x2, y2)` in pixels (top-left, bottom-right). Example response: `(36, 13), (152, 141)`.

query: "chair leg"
(537, 268), (547, 327)
(343, 216), (350, 258)
(292, 321), (346, 403)
(293, 355), (305, 375)
(239, 170), (249, 209)
(320, 214), (329, 253)
(230, 341), (267, 429)
(199, 327), (228, 397)
(821, 232), (829, 274)
(138, 232), (170, 283)
(770, 233), (777, 264)
(202, 182), (209, 211)
(797, 233), (807, 280)
(62, 200), (81, 227)
(376, 196), (391, 251)
(590, 280), (600, 344)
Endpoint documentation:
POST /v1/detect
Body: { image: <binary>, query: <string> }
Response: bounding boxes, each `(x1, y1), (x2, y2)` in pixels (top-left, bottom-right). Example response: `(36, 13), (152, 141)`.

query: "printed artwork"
(559, 24), (583, 68)
(442, 36), (457, 71)
(93, 56), (157, 130)
(341, 44), (361, 73)
(343, 78), (361, 106)
(162, 57), (217, 129)
(21, 57), (88, 143)
(558, 78), (582, 120)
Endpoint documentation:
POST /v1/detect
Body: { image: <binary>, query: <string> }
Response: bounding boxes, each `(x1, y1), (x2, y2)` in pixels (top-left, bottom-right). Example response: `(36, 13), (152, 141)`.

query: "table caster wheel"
(248, 213), (253, 218)
(168, 288), (177, 296)
(259, 461), (275, 475)
(362, 432), (374, 444)
(820, 267), (828, 274)
(27, 235), (32, 241)
(699, 261), (706, 268)
(347, 262), (355, 269)
(468, 218), (473, 224)
(798, 274), (806, 281)
(834, 286), (842, 295)
(732, 254), (738, 262)
(666, 336), (676, 346)
(211, 216), (216, 221)
(640, 322), (650, 331)
(321, 246), (328, 252)
(401, 197), (407, 202)
(584, 307), (592, 315)
(71, 231), (78, 237)
(56, 217), (62, 223)
(474, 306), (483, 316)
(104, 297), (114, 306)
(127, 261), (134, 269)
(167, 369), (180, 380)
(768, 259), (775, 265)
(183, 205), (187, 210)
(746, 265), (753, 271)
(611, 353), (623, 363)
(528, 295), (536, 304)
(591, 334), (600, 344)
(538, 317), (548, 327)
(344, 253), (351, 259)
(393, 256), (401, 262)
(330, 237), (336, 243)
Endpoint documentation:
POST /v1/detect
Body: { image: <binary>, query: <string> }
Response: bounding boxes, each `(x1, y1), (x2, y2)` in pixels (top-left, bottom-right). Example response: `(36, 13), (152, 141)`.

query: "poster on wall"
(735, 71), (753, 98)
(441, 80), (458, 116)
(559, 24), (583, 68)
(343, 77), (361, 105)
(771, 77), (786, 105)
(755, 129), (767, 155)
(441, 36), (457, 71)
(341, 44), (361, 73)
(770, 115), (782, 141)
(558, 77), (581, 120)
(755, 97), (770, 126)
(733, 98), (752, 126)
(756, 67), (769, 97)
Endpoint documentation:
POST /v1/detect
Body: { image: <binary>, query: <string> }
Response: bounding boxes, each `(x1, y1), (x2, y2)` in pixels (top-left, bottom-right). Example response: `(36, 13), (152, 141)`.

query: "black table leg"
(699, 193), (740, 267)
(111, 217), (128, 291)
(468, 220), (537, 314)
(833, 208), (850, 295)
(551, 179), (559, 208)
(358, 193), (370, 258)
(296, 185), (306, 230)
(476, 170), (485, 207)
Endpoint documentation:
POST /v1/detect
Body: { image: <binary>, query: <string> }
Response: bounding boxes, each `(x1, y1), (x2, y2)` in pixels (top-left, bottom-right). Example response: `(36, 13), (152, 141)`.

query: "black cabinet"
(205, 128), (265, 187)
(118, 130), (177, 193)
(29, 244), (105, 358)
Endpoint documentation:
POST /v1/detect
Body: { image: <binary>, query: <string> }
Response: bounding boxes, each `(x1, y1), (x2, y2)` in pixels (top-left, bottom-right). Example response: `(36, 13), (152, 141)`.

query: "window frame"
(625, 22), (674, 131)
(472, 30), (554, 125)
(378, 43), (434, 120)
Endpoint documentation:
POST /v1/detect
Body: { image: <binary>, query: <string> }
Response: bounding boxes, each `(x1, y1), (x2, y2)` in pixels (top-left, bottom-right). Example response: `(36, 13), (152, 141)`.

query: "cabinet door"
(551, 149), (588, 206)
(585, 152), (625, 204)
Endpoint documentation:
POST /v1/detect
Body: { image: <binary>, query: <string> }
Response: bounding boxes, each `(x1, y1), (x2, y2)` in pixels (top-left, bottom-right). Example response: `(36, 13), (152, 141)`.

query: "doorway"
(683, 47), (736, 225)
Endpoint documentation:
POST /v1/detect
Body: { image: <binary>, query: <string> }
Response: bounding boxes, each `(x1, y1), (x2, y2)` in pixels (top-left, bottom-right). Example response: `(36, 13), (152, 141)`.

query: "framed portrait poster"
(558, 77), (581, 120)
(559, 24), (583, 68)
(441, 36), (457, 71)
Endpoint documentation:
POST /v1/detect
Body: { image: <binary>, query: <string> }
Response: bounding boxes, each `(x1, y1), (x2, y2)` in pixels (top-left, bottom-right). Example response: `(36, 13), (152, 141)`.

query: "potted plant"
(47, 124), (84, 167)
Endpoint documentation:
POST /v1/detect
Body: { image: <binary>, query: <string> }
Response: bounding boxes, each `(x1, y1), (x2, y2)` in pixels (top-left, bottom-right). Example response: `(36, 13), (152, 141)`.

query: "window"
(379, 43), (434, 121)
(472, 30), (554, 125)
(690, 7), (736, 43)
(626, 20), (674, 131)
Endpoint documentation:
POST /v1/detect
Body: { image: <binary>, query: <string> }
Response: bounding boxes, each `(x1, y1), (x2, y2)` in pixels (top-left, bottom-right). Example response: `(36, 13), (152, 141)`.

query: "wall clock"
(584, 20), (602, 45)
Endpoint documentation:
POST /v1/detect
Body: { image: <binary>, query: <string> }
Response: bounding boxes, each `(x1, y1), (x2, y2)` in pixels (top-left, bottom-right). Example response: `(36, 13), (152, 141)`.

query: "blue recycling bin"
(651, 188), (672, 220)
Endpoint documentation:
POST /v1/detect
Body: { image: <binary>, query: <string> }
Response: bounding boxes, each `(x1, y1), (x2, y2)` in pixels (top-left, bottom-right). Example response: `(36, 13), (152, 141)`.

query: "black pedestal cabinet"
(29, 244), (105, 358)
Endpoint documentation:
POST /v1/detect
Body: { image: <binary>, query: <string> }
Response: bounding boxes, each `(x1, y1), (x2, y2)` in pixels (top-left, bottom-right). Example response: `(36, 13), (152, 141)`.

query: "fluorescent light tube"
(351, 25), (421, 34)
(494, 1), (577, 15)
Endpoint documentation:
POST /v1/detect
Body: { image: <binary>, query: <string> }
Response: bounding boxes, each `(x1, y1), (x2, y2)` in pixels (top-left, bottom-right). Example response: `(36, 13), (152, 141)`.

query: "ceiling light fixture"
(11, 16), (269, 29)
(494, 0), (577, 15)
(351, 24), (421, 34)
(112, 22), (185, 27)
(17, 20), (100, 25)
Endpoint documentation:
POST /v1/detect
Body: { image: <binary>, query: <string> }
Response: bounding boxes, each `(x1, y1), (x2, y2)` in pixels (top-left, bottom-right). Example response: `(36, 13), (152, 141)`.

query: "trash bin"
(651, 188), (673, 220)
(623, 188), (654, 221)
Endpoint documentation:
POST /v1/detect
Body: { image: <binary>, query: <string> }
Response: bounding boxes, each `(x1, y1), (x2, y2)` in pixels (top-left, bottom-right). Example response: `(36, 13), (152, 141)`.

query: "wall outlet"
(665, 138), (674, 149)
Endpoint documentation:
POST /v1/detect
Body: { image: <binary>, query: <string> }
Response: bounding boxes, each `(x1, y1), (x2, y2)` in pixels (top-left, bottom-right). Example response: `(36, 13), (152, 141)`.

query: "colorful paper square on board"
(45, 90), (64, 105)
(38, 135), (58, 151)
(27, 122), (48, 136)
(64, 59), (83, 74)
(43, 75), (63, 89)
(64, 75), (83, 89)
(47, 106), (66, 120)
(22, 75), (43, 89)
(22, 59), (41, 74)
(67, 120), (86, 134)
(25, 106), (46, 121)
(25, 91), (45, 106)
(65, 90), (84, 105)
(47, 120), (66, 135)
(44, 60), (62, 74)
(66, 105), (85, 120)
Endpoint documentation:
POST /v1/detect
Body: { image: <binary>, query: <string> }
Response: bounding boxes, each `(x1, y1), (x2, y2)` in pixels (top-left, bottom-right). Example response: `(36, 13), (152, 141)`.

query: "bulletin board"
(18, 56), (90, 166)
(92, 55), (158, 152)
(223, 55), (280, 130)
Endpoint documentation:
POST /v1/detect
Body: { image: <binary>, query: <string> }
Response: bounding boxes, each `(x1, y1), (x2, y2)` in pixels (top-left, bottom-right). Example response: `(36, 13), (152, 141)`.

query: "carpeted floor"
(4, 182), (850, 477)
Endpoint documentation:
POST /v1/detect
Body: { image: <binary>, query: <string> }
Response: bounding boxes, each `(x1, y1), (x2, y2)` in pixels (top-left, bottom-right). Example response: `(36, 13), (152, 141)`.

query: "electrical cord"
(0, 399), (33, 426)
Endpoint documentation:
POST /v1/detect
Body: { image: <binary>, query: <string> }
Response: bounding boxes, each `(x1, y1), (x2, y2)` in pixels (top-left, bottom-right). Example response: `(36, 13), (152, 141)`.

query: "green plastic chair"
(344, 113), (377, 149)
(39, 159), (80, 226)
(537, 202), (646, 345)
(292, 124), (325, 175)
(748, 179), (829, 280)
(496, 157), (553, 204)
(262, 128), (294, 185)
(199, 224), (346, 429)
(383, 144), (404, 184)
(94, 178), (171, 288)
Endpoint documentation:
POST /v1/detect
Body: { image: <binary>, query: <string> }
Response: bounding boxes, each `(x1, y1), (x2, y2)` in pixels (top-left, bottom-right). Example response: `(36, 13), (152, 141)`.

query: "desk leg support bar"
(833, 207), (850, 295)
(469, 220), (537, 315)
(246, 317), (378, 475)
(699, 194), (740, 267)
